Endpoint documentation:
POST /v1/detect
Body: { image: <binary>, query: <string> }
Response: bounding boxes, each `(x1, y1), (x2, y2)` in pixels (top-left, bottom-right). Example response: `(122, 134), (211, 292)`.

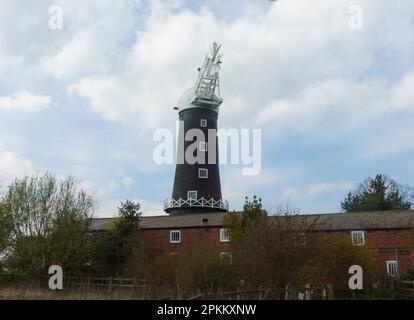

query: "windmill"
(165, 42), (228, 215)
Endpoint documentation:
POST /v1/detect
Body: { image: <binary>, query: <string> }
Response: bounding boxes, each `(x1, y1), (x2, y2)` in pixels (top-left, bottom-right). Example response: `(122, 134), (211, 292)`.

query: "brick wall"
(140, 226), (231, 254)
(321, 229), (414, 274)
(139, 226), (414, 276)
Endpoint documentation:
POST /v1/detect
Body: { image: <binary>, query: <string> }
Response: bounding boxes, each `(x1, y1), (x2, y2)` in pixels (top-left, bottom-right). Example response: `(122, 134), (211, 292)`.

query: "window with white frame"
(199, 141), (208, 152)
(387, 260), (398, 276)
(170, 230), (181, 244)
(351, 231), (365, 246)
(200, 119), (207, 127)
(220, 252), (232, 264)
(187, 190), (197, 200)
(198, 168), (208, 179)
(294, 232), (306, 246)
(220, 228), (230, 242)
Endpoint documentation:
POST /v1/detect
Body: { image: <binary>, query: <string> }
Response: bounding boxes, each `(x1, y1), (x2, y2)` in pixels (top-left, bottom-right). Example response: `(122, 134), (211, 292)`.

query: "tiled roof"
(296, 210), (414, 231)
(90, 211), (225, 231)
(89, 210), (414, 231)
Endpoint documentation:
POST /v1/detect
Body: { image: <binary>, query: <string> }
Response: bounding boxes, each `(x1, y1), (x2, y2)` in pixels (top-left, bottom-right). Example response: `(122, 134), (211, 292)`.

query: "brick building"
(90, 209), (414, 277)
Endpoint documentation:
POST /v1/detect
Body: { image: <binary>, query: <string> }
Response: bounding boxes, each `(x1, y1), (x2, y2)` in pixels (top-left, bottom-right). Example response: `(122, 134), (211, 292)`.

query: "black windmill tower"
(164, 42), (228, 215)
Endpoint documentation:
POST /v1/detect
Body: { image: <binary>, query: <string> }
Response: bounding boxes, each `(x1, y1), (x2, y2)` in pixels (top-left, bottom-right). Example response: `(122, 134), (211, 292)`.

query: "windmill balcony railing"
(164, 197), (229, 211)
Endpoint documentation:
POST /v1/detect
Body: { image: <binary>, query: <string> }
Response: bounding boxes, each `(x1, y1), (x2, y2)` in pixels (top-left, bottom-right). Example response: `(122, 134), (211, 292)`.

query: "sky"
(0, 0), (414, 217)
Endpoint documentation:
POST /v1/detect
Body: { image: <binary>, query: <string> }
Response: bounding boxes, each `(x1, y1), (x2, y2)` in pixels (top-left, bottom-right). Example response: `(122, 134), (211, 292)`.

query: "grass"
(0, 286), (153, 300)
(2, 284), (411, 300)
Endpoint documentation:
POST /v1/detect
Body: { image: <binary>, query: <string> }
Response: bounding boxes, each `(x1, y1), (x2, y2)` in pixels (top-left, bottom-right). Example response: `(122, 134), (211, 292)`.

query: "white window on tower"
(220, 228), (230, 242)
(187, 190), (197, 200)
(198, 168), (208, 179)
(200, 119), (207, 127)
(386, 260), (398, 277)
(199, 141), (208, 152)
(351, 231), (365, 246)
(170, 230), (181, 244)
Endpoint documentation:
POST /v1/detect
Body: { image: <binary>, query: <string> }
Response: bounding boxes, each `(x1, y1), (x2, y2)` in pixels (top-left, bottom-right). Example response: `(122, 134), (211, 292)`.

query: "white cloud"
(121, 176), (134, 189)
(42, 31), (99, 80)
(3, 0), (413, 137)
(96, 200), (119, 218)
(0, 142), (33, 184)
(362, 125), (414, 158)
(97, 198), (164, 218)
(278, 181), (354, 209)
(96, 180), (120, 199)
(67, 76), (129, 123)
(308, 181), (354, 196)
(0, 1), (141, 78)
(0, 90), (50, 111)
(221, 167), (289, 210)
(61, 0), (414, 137)
(390, 70), (414, 110)
(110, 150), (137, 162)
(1, 0), (414, 215)
(255, 78), (389, 135)
(137, 198), (165, 216)
(41, 0), (141, 80)
(281, 187), (300, 200)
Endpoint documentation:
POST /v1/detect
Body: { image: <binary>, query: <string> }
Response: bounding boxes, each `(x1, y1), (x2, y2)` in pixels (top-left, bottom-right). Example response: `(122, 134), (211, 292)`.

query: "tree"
(242, 195), (265, 225)
(341, 174), (413, 212)
(225, 199), (320, 292)
(0, 185), (8, 256)
(0, 200), (9, 260)
(117, 199), (141, 233)
(95, 200), (142, 274)
(224, 195), (266, 242)
(0, 173), (96, 275)
(170, 240), (234, 297)
(296, 235), (378, 294)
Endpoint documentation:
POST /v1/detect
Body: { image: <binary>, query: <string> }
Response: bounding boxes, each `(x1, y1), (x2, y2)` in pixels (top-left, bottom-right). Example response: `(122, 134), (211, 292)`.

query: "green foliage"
(226, 197), (379, 294)
(0, 173), (96, 275)
(223, 212), (243, 241)
(94, 200), (142, 274)
(0, 272), (28, 285)
(226, 198), (322, 289)
(243, 195), (264, 219)
(174, 242), (234, 295)
(232, 207), (319, 289)
(116, 200), (141, 237)
(296, 235), (378, 291)
(341, 174), (413, 212)
(118, 200), (141, 219)
(401, 266), (414, 281)
(105, 217), (121, 231)
(0, 201), (10, 254)
(224, 195), (266, 241)
(150, 240), (234, 296)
